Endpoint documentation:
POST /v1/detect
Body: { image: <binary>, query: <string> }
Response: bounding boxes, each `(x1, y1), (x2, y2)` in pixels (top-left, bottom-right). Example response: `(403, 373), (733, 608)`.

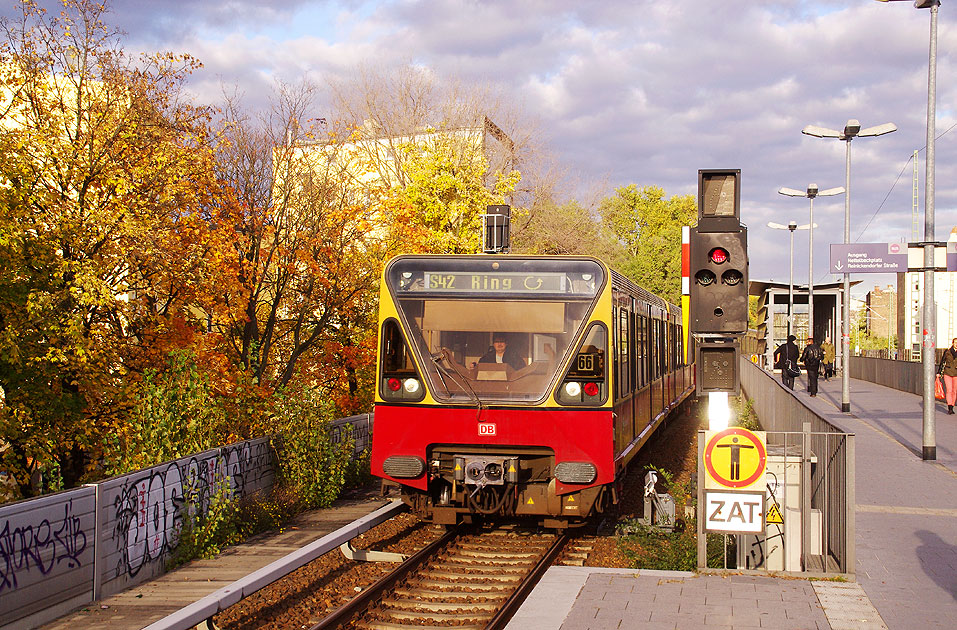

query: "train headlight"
(555, 461), (597, 484)
(402, 378), (421, 394)
(383, 456), (425, 478)
(564, 381), (582, 397)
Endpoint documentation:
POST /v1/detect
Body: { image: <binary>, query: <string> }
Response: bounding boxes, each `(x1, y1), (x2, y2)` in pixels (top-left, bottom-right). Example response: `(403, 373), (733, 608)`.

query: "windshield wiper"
(430, 349), (483, 409)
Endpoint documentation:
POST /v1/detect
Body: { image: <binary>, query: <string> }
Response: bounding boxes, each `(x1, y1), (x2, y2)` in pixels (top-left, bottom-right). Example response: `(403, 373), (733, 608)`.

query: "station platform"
(37, 493), (391, 630)
(509, 373), (957, 629)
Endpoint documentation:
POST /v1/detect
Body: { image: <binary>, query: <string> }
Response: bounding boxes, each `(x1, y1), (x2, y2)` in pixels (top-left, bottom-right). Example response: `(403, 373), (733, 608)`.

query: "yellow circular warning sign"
(704, 428), (767, 490)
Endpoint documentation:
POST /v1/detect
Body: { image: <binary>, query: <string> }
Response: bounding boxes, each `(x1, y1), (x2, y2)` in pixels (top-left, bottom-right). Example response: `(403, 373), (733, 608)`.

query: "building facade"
(897, 227), (957, 358)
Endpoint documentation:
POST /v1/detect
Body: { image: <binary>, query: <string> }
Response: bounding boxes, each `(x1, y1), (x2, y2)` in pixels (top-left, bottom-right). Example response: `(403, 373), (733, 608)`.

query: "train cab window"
(385, 257), (605, 403)
(556, 322), (608, 405)
(379, 319), (425, 401)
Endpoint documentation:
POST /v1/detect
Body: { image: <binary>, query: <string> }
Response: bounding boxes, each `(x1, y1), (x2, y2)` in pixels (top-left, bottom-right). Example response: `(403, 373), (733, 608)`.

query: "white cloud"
(3, 0), (955, 293)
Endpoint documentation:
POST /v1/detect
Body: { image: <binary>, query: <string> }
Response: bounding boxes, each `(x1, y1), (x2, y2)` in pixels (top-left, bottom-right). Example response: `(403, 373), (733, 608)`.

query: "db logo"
(478, 423), (497, 436)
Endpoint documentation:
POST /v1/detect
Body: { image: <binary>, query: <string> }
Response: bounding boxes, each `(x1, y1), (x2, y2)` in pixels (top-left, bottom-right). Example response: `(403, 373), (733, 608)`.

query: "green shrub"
(169, 481), (240, 568)
(617, 520), (733, 570)
(733, 396), (762, 431)
(272, 382), (354, 509)
(105, 350), (227, 476)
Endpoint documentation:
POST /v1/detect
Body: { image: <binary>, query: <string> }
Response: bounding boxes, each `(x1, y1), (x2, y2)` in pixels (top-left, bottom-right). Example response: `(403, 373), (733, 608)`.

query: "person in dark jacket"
(478, 333), (526, 371)
(938, 338), (957, 414)
(801, 336), (823, 397)
(773, 335), (800, 390)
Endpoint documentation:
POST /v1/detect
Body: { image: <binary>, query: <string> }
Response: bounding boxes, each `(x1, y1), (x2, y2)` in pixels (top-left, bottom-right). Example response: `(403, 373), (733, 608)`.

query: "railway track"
(311, 524), (569, 630)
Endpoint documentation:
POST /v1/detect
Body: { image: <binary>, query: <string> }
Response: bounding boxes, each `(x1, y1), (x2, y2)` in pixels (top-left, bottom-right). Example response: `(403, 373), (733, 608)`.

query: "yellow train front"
(371, 255), (694, 528)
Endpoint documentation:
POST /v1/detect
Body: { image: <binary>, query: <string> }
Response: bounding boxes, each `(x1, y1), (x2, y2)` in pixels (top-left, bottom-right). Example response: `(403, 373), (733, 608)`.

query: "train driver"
(476, 332), (527, 371)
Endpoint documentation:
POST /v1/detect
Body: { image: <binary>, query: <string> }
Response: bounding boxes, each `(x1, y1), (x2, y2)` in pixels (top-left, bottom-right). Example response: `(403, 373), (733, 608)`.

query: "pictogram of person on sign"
(716, 436), (754, 481)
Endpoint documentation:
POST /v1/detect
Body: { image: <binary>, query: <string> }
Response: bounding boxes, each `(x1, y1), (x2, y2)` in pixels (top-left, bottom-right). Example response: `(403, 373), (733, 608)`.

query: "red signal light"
(387, 377), (401, 391)
(583, 382), (600, 397)
(710, 248), (729, 264)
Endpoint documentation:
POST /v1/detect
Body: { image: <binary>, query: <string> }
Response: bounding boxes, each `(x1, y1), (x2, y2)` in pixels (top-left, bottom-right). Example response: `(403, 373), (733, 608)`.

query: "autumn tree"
(210, 83), (384, 410)
(0, 0), (216, 494)
(599, 185), (697, 304)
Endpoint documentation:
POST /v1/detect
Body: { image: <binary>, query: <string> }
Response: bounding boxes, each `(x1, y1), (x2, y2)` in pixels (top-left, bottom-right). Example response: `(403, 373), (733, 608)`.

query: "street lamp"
(874, 0), (939, 460)
(802, 119), (897, 412)
(768, 221), (812, 338)
(778, 184), (845, 342)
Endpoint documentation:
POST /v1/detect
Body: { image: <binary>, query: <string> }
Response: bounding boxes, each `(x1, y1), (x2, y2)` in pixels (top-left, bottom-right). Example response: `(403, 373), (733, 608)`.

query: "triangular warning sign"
(509, 465), (516, 473)
(526, 498), (535, 505)
(767, 503), (783, 525)
(454, 464), (461, 471)
(567, 495), (575, 502)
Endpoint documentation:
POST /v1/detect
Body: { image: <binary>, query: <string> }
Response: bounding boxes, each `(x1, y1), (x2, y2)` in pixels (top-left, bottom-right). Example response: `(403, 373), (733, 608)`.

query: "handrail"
(141, 499), (406, 630)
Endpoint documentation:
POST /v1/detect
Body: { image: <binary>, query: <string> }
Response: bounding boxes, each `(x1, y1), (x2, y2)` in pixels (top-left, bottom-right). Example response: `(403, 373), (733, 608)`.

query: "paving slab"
(507, 568), (881, 629)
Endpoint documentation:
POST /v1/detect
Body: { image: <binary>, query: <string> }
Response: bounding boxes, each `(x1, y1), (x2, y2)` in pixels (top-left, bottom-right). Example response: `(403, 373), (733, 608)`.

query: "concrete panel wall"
(0, 488), (95, 627)
(0, 437), (275, 629)
(329, 413), (373, 454)
(850, 356), (923, 395)
(97, 438), (275, 598)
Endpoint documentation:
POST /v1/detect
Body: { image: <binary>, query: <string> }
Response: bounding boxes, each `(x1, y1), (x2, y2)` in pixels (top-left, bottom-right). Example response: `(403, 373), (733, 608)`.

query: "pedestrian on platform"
(774, 335), (800, 390)
(821, 336), (835, 381)
(801, 336), (823, 397)
(938, 338), (957, 414)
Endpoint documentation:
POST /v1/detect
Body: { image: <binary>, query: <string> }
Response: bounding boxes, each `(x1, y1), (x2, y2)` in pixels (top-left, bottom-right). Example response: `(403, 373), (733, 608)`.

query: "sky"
(6, 0), (956, 297)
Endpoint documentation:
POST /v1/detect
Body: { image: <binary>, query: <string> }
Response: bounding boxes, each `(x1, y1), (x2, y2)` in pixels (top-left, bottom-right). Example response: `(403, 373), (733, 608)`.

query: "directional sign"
(830, 242), (907, 274)
(704, 490), (765, 534)
(948, 242), (957, 272)
(703, 427), (767, 491)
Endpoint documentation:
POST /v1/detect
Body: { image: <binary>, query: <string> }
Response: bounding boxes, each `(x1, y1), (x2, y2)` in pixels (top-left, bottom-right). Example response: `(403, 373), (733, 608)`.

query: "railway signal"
(691, 169), (748, 399)
(689, 226), (748, 334)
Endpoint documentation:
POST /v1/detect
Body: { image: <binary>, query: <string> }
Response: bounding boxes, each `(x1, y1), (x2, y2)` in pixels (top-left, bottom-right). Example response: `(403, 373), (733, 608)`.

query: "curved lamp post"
(778, 184), (845, 341)
(802, 119), (897, 413)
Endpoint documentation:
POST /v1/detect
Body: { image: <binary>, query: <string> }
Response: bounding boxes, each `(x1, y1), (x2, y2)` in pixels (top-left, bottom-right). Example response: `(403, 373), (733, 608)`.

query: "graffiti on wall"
(329, 414), (372, 454)
(110, 440), (272, 579)
(0, 499), (89, 593)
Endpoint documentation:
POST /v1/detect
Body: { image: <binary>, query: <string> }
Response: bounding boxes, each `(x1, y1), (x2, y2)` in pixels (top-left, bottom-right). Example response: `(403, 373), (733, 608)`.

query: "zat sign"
(478, 423), (497, 436)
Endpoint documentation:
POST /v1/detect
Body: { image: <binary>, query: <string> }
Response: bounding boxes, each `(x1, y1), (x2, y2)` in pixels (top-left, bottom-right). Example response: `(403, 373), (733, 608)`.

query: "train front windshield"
(386, 257), (605, 403)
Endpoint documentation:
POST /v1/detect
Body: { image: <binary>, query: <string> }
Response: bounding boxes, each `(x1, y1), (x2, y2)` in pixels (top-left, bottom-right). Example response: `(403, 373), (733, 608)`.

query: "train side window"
(618, 305), (630, 398)
(637, 314), (647, 387)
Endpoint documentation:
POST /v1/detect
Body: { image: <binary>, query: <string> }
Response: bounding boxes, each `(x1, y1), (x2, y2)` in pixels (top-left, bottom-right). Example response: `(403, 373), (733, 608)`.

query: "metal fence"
(737, 358), (855, 575)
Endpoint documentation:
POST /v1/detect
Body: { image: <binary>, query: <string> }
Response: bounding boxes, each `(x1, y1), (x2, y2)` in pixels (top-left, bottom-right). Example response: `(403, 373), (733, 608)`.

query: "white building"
(897, 227), (957, 357)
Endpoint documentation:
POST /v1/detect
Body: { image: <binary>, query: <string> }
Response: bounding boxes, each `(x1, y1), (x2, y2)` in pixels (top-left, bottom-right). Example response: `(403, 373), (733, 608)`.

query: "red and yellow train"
(370, 254), (694, 527)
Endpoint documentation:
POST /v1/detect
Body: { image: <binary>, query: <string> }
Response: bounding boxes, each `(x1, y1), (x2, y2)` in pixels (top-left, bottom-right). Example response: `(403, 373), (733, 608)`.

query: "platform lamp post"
(875, 0), (939, 460)
(802, 119), (897, 413)
(779, 184), (845, 342)
(768, 221), (811, 338)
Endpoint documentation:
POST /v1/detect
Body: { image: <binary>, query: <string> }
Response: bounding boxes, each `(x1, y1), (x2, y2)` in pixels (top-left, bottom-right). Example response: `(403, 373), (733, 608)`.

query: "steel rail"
(484, 532), (570, 630)
(141, 499), (407, 630)
(308, 526), (460, 630)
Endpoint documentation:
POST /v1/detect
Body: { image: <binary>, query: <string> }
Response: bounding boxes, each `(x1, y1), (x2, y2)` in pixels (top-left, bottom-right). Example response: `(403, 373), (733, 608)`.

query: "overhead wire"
(814, 121), (957, 285)
(855, 121), (957, 243)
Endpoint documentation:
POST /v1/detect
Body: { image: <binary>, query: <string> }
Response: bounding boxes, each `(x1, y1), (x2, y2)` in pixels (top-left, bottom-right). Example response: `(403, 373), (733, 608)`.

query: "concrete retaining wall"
(0, 412), (375, 629)
(0, 438), (275, 629)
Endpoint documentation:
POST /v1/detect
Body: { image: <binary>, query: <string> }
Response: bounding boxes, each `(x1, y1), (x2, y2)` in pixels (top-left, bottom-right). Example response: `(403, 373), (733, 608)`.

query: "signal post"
(690, 169), (753, 568)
